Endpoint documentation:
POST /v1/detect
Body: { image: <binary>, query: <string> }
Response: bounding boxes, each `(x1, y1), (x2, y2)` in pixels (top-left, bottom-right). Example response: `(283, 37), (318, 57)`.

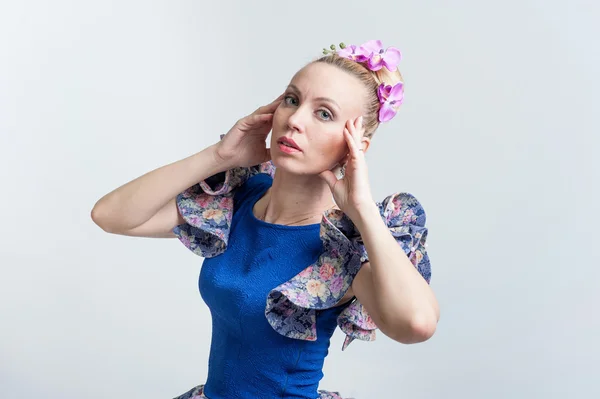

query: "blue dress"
(172, 162), (432, 399)
(199, 173), (348, 398)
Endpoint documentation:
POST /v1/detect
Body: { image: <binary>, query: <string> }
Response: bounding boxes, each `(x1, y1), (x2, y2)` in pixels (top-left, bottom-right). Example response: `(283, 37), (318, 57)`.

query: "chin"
(269, 155), (300, 172)
(272, 156), (335, 178)
(269, 155), (309, 176)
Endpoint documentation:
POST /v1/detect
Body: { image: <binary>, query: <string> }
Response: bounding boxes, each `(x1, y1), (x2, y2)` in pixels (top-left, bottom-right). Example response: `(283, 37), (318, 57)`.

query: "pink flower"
(219, 197), (232, 208)
(337, 44), (368, 62)
(299, 267), (313, 279)
(377, 82), (404, 122)
(319, 263), (335, 281)
(337, 40), (402, 72)
(358, 39), (402, 72)
(195, 196), (211, 208)
(391, 207), (401, 219)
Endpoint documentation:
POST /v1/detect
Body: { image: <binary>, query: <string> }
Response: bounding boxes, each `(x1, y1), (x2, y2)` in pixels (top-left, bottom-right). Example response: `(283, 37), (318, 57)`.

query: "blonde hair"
(313, 54), (403, 138)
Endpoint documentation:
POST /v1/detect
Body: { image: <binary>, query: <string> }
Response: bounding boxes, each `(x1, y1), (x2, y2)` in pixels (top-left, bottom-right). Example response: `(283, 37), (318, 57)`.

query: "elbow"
(91, 202), (118, 234)
(405, 298), (440, 343)
(385, 311), (438, 344)
(407, 314), (437, 343)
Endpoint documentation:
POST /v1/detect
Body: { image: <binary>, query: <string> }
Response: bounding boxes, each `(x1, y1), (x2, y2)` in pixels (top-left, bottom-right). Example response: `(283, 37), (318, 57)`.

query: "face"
(271, 62), (368, 175)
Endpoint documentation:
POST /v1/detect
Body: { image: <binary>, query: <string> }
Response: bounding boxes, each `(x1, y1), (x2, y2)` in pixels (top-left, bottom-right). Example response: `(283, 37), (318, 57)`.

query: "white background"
(1, 1), (598, 398)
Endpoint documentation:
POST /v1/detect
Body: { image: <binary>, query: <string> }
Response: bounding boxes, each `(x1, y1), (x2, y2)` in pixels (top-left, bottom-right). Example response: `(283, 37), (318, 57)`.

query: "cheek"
(312, 129), (347, 166)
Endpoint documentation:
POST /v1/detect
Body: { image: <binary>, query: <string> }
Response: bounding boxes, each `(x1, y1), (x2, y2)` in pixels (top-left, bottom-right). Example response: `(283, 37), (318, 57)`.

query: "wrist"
(207, 143), (237, 171)
(349, 201), (381, 232)
(189, 144), (234, 181)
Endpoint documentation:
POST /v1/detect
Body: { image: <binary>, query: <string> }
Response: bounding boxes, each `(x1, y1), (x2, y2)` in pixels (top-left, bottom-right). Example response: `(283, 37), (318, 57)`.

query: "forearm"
(353, 204), (439, 340)
(92, 143), (231, 232)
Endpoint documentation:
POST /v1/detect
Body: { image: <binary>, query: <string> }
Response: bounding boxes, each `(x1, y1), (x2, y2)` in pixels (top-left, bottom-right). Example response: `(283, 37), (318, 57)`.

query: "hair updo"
(312, 54), (404, 138)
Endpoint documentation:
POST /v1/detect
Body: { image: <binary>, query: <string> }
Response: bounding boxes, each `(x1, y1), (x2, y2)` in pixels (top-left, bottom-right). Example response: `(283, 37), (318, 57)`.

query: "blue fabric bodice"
(199, 173), (347, 399)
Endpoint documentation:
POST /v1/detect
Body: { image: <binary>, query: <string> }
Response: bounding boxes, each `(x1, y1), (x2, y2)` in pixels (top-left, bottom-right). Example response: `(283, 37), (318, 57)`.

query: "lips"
(277, 137), (302, 151)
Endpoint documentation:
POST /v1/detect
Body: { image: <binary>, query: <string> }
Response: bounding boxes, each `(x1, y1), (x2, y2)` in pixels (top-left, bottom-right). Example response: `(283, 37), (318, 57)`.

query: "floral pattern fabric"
(173, 160), (432, 352)
(173, 384), (354, 399)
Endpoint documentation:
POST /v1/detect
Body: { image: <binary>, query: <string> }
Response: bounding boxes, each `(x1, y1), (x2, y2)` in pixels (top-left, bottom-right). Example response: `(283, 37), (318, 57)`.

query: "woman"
(92, 40), (439, 399)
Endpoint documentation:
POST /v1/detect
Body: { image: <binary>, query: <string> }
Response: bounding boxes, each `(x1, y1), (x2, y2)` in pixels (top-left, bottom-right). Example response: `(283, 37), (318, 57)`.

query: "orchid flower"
(337, 44), (368, 62)
(329, 40), (405, 121)
(336, 44), (368, 62)
(377, 82), (404, 122)
(358, 40), (402, 72)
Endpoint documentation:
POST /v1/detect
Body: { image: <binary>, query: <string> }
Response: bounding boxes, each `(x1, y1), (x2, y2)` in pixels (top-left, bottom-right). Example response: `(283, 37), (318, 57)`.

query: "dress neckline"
(248, 186), (323, 230)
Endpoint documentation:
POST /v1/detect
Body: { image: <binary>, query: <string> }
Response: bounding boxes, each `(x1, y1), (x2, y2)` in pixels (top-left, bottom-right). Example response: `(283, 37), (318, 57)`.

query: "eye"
(284, 95), (298, 106)
(317, 109), (332, 121)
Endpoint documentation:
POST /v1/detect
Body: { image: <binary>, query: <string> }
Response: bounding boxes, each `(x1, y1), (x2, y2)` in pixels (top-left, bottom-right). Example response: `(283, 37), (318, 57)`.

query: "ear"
(361, 136), (371, 153)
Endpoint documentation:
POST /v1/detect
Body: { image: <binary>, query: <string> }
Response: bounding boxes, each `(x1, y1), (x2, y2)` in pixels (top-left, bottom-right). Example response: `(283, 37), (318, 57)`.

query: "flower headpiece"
(323, 40), (404, 122)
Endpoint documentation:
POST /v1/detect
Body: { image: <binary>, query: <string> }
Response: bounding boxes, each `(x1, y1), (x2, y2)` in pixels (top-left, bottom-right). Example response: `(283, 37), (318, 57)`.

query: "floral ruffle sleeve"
(172, 157), (275, 258)
(171, 137), (431, 351)
(265, 192), (431, 350)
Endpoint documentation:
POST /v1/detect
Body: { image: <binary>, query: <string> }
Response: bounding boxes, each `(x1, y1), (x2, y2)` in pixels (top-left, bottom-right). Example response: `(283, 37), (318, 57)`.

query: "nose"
(286, 107), (307, 133)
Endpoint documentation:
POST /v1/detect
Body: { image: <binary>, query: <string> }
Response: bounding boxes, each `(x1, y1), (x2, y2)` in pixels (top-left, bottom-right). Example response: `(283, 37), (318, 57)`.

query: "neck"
(260, 168), (336, 225)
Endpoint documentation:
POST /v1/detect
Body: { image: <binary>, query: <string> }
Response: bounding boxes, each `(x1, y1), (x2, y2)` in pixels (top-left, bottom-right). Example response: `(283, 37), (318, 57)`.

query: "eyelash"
(283, 95), (334, 121)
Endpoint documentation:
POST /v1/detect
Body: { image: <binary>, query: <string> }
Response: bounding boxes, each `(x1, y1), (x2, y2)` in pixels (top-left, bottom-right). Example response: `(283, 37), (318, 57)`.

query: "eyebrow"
(287, 84), (340, 110)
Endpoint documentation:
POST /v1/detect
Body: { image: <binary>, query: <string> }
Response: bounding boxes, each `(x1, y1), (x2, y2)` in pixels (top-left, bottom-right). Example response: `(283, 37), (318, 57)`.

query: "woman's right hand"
(215, 94), (284, 168)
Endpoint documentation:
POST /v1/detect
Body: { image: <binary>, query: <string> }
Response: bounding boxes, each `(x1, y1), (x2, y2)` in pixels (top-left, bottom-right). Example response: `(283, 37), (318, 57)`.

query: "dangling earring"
(338, 163), (346, 179)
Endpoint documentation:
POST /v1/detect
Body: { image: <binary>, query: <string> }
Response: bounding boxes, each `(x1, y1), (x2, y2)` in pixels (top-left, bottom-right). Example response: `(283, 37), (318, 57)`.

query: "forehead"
(289, 62), (366, 115)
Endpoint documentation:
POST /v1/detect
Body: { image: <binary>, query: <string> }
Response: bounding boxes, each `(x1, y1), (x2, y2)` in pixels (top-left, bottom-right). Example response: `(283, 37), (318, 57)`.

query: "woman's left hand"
(319, 116), (376, 220)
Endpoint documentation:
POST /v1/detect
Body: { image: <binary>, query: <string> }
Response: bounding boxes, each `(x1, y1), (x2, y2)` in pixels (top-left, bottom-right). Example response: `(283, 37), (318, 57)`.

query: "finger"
(253, 103), (276, 116)
(343, 127), (360, 158)
(347, 118), (360, 142)
(244, 113), (273, 129)
(256, 113), (274, 123)
(267, 93), (285, 108)
(354, 115), (363, 129)
(318, 169), (338, 190)
(254, 94), (284, 115)
(345, 118), (357, 144)
(353, 116), (364, 148)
